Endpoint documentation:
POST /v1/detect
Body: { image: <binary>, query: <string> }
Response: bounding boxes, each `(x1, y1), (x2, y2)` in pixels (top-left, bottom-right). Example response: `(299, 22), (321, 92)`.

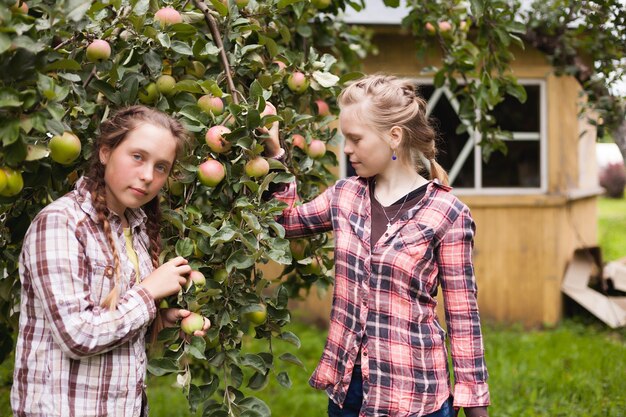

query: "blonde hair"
(86, 105), (191, 311)
(338, 74), (448, 185)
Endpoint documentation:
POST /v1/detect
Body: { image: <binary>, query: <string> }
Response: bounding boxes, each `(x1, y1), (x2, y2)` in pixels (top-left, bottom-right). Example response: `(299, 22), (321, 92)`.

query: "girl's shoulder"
(333, 176), (368, 195)
(32, 188), (87, 226)
(424, 182), (471, 218)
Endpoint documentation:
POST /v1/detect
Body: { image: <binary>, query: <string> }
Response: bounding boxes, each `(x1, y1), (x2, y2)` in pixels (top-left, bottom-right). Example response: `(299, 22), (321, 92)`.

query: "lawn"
(1, 195), (625, 416)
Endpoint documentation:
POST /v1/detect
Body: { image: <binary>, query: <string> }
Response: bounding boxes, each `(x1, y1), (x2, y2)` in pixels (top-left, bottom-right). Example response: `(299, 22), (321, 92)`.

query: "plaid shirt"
(276, 177), (490, 416)
(11, 177), (157, 417)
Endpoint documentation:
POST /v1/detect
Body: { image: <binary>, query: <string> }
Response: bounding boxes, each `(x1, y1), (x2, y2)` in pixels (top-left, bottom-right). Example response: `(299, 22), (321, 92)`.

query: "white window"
(341, 79), (547, 195)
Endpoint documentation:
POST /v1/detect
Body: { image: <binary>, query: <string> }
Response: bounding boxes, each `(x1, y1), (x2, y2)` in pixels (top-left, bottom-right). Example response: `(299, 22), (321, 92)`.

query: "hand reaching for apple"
(161, 308), (211, 338)
(258, 102), (282, 158)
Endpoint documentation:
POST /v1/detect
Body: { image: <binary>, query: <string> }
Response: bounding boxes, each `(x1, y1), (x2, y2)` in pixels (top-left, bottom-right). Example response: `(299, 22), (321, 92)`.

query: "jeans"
(327, 366), (455, 417)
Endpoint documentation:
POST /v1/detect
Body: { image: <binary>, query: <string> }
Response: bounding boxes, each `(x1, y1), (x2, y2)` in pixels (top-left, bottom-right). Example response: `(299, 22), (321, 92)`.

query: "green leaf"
(0, 89), (23, 108)
(147, 358), (180, 376)
(241, 211), (261, 233)
(171, 41), (193, 55)
(239, 396), (271, 417)
(190, 224), (217, 237)
(211, 225), (237, 246)
(0, 119), (20, 146)
(278, 331), (301, 348)
(226, 249), (256, 272)
(278, 352), (304, 368)
(0, 34), (10, 54)
(163, 208), (185, 232)
(25, 144), (49, 161)
(90, 79), (121, 105)
(339, 71), (365, 85)
(241, 354), (267, 373)
(312, 71), (340, 88)
(230, 364), (243, 388)
(276, 371), (292, 388)
(66, 0), (91, 21)
(157, 33), (171, 48)
(246, 371), (269, 391)
(175, 238), (194, 257)
(277, 0), (301, 8)
(133, 0), (149, 15)
(43, 59), (82, 72)
(187, 335), (206, 359)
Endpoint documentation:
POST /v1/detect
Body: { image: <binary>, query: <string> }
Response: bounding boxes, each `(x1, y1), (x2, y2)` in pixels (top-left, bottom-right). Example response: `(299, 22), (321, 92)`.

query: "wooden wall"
(288, 28), (601, 327)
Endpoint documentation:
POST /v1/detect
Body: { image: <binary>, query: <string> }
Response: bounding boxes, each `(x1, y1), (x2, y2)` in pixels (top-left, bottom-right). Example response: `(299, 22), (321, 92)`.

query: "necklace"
(374, 176), (420, 230)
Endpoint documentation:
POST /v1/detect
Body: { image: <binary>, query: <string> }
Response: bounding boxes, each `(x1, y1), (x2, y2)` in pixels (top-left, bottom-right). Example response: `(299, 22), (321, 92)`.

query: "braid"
(89, 174), (123, 311)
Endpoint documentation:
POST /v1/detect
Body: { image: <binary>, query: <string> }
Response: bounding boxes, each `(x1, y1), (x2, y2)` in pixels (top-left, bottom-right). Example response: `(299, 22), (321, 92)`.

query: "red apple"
(291, 134), (307, 150)
(315, 99), (330, 116)
(425, 22), (436, 34)
(155, 7), (182, 26)
(245, 157), (270, 178)
(85, 40), (111, 62)
(198, 95), (224, 116)
(49, 131), (81, 165)
(306, 139), (326, 159)
(181, 312), (204, 335)
(438, 21), (452, 32)
(198, 158), (225, 187)
(205, 125), (232, 153)
(11, 1), (28, 13)
(287, 71), (309, 94)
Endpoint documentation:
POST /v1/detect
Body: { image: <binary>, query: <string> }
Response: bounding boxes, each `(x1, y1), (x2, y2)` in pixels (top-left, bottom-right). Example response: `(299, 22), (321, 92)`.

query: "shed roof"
(341, 0), (534, 25)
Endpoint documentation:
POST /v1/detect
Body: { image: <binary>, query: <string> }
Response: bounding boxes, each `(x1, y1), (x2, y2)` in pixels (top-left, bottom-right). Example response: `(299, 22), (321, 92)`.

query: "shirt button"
(384, 233), (389, 237)
(362, 351), (368, 357)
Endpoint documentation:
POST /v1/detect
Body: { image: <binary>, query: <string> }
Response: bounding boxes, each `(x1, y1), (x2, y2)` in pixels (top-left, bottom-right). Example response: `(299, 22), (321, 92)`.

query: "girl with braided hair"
(12, 105), (210, 417)
(263, 75), (490, 417)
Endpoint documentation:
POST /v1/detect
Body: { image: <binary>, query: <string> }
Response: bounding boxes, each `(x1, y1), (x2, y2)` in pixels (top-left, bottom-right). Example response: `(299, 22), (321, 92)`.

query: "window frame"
(338, 78), (549, 195)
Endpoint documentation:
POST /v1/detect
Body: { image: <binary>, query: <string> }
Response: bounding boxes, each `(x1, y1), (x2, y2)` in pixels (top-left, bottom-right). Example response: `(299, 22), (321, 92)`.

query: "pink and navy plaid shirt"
(12, 177), (157, 417)
(275, 177), (490, 416)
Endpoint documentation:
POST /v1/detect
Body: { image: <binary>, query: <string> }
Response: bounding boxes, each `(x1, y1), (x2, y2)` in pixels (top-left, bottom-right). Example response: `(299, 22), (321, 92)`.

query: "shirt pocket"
(89, 262), (116, 305)
(393, 223), (435, 261)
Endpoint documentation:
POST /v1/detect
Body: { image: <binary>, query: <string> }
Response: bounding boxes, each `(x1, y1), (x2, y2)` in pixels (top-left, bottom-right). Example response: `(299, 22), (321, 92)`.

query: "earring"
(391, 150), (397, 161)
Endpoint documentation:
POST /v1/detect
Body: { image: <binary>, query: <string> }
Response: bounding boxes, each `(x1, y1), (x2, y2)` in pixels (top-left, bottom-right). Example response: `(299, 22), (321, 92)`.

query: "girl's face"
(100, 122), (177, 217)
(340, 103), (395, 178)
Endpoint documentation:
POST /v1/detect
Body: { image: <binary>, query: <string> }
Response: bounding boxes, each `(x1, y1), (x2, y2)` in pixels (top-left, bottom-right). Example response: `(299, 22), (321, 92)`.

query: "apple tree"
(0, 0), (372, 414)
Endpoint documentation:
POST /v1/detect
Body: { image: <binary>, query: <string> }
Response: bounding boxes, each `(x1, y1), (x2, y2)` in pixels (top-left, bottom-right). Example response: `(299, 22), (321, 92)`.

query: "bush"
(599, 162), (626, 198)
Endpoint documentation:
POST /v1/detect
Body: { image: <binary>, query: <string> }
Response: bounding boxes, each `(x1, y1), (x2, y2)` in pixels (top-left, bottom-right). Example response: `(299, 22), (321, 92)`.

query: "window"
(341, 79), (547, 194)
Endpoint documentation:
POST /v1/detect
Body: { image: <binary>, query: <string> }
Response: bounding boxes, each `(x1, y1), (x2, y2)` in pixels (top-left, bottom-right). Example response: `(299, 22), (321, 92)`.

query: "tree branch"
(192, 0), (239, 104)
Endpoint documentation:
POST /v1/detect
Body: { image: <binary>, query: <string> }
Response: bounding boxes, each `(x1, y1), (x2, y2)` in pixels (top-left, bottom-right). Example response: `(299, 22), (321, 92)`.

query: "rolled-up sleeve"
(274, 181), (334, 237)
(23, 210), (156, 360)
(437, 206), (490, 407)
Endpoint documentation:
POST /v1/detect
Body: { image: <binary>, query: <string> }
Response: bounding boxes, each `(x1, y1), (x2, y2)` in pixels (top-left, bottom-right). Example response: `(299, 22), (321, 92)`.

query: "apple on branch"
(85, 40), (111, 62)
(245, 157), (270, 178)
(49, 131), (81, 165)
(198, 95), (224, 116)
(197, 158), (225, 187)
(205, 125), (232, 153)
(155, 7), (182, 26)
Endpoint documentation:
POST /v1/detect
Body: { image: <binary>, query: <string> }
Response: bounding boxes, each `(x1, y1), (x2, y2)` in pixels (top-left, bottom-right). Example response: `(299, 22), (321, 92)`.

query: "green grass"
(598, 195), (626, 261)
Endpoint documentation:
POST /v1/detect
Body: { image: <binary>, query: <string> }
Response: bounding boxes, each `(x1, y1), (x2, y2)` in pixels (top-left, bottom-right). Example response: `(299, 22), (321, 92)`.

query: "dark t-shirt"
(369, 180), (429, 246)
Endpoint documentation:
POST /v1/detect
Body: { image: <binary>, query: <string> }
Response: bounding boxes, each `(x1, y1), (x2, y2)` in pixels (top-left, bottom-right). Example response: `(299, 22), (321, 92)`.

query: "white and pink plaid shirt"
(11, 177), (157, 417)
(275, 177), (490, 416)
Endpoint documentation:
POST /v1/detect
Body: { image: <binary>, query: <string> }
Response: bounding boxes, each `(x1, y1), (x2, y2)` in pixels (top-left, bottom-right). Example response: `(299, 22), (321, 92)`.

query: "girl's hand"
(258, 102), (282, 157)
(162, 308), (211, 337)
(140, 256), (191, 300)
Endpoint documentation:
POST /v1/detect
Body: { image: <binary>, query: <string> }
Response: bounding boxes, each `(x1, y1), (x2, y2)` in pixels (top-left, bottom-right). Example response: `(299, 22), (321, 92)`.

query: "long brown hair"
(337, 74), (449, 185)
(86, 105), (190, 310)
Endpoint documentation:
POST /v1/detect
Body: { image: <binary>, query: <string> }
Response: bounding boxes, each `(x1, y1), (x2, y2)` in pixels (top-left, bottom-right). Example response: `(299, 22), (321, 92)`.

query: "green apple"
(138, 83), (159, 104)
(0, 167), (24, 197)
(245, 157), (270, 178)
(49, 131), (81, 165)
(86, 40), (111, 62)
(181, 312), (204, 335)
(311, 0), (331, 9)
(198, 95), (224, 116)
(243, 304), (267, 325)
(287, 71), (309, 94)
(156, 75), (176, 96)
